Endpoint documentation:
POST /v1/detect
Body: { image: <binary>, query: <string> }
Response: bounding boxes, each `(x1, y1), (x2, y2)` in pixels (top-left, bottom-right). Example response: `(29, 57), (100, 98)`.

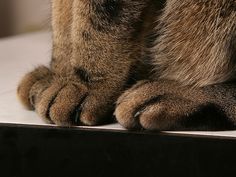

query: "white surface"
(1, 31), (236, 137)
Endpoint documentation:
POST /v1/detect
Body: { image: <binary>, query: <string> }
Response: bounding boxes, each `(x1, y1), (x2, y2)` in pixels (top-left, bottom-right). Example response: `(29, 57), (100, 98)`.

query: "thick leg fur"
(17, 0), (154, 126)
(153, 0), (236, 87)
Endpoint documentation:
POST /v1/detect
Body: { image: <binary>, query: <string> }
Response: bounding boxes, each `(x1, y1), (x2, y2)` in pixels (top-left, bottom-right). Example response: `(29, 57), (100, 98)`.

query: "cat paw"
(18, 67), (117, 126)
(115, 81), (234, 131)
(17, 66), (52, 110)
(34, 78), (87, 125)
(33, 77), (116, 126)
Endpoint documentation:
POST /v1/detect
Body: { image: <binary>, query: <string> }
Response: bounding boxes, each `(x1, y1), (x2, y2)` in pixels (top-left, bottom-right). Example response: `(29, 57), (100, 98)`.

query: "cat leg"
(153, 0), (236, 87)
(51, 0), (149, 125)
(50, 0), (74, 74)
(32, 0), (150, 126)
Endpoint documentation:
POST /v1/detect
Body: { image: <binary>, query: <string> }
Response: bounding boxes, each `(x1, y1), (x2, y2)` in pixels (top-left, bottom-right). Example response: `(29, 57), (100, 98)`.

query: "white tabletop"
(1, 31), (236, 138)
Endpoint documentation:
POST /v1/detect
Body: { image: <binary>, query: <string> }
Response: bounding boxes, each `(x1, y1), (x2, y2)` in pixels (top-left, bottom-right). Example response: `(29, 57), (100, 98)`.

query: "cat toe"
(17, 66), (52, 110)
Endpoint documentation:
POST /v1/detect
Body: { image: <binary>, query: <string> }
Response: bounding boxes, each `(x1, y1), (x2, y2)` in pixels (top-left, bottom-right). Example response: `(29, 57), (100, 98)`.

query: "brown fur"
(115, 80), (236, 130)
(18, 0), (152, 126)
(153, 0), (236, 87)
(18, 0), (236, 130)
